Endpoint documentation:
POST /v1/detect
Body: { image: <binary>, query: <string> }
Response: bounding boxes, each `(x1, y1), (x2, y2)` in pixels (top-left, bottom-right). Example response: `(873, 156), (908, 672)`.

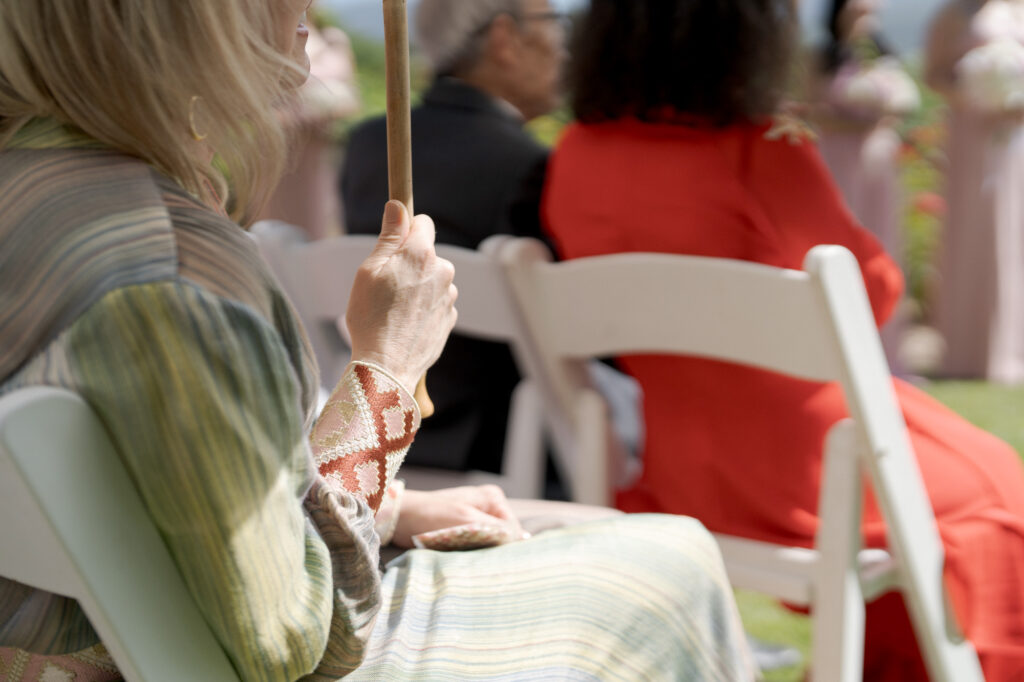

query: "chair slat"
(0, 387), (240, 681)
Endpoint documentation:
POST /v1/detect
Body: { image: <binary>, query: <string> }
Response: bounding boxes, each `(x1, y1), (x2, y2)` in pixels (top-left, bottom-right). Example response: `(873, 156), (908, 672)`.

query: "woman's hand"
(346, 201), (457, 393)
(391, 485), (526, 549)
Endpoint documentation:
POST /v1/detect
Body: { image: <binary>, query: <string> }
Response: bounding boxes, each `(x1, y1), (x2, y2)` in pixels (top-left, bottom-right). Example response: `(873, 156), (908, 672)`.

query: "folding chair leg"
(812, 420), (865, 682)
(572, 389), (610, 506)
(501, 380), (546, 499)
(815, 422), (985, 682)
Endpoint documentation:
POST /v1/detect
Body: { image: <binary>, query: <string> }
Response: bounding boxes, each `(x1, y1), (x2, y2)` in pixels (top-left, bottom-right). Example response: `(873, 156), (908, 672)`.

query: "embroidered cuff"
(311, 361), (420, 513)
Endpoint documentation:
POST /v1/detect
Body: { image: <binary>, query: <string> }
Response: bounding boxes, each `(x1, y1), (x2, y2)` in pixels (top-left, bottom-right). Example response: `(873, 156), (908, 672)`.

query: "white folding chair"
(496, 237), (983, 682)
(0, 386), (240, 681)
(252, 228), (547, 499)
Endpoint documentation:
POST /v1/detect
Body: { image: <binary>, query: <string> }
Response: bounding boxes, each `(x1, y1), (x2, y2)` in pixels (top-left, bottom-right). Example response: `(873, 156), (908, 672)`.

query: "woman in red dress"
(543, 1), (1024, 679)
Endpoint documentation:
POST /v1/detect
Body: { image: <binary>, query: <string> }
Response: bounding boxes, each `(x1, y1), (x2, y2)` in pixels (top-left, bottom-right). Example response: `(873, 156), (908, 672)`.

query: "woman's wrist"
(348, 354), (419, 397)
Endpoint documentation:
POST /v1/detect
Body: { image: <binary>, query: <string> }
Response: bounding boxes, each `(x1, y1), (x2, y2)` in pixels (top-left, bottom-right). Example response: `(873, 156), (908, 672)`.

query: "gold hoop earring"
(188, 95), (208, 142)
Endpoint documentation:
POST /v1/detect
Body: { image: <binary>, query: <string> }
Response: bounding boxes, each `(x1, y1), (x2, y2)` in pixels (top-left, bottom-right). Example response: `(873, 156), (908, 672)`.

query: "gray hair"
(415, 0), (523, 75)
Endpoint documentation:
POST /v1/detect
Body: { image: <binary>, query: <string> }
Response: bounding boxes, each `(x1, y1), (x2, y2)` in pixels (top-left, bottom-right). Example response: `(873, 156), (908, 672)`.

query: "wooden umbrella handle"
(383, 0), (434, 417)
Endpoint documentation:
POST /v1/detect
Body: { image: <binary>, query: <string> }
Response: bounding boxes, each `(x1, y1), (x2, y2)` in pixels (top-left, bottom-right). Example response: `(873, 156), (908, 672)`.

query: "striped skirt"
(350, 514), (756, 681)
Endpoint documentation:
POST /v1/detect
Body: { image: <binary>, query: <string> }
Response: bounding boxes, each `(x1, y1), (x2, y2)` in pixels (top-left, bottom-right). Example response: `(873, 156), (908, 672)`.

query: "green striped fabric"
(354, 515), (754, 682)
(0, 119), (756, 681)
(0, 119), (378, 680)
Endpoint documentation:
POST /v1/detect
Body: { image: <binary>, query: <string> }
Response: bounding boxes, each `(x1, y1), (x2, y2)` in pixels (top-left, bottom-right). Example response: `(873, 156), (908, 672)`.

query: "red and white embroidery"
(311, 362), (420, 513)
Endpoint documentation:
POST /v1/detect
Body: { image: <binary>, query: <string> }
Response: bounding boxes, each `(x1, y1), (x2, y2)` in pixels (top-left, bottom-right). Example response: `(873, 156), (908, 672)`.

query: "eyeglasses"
(519, 11), (573, 35)
(470, 10), (573, 38)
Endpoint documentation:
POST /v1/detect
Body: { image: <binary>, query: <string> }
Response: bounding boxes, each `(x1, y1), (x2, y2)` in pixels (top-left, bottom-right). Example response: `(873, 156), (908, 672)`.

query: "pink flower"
(914, 192), (947, 217)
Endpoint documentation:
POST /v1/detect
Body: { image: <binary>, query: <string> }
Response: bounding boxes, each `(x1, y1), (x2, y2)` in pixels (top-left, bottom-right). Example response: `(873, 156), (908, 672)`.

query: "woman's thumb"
(370, 200), (410, 260)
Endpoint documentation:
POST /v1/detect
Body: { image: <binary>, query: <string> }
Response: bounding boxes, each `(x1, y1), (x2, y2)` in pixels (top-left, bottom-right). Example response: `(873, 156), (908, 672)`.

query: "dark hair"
(822, 0), (891, 74)
(569, 0), (798, 126)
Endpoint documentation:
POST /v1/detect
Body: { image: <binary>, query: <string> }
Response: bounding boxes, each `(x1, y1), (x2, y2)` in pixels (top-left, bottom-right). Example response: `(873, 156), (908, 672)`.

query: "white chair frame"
(254, 230), (547, 499)
(0, 386), (240, 681)
(496, 237), (983, 682)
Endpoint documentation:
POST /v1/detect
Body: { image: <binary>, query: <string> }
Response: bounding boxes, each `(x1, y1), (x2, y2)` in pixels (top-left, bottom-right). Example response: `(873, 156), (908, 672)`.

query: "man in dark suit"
(341, 0), (568, 474)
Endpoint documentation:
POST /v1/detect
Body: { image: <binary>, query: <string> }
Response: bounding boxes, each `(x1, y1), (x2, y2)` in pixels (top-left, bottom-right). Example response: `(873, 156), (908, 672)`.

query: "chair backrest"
(0, 386), (240, 681)
(290, 234), (526, 343)
(497, 238), (964, 678)
(254, 231), (530, 386)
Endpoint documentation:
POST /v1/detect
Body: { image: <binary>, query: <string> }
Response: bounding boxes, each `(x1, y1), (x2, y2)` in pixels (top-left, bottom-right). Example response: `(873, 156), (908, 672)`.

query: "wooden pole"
(383, 0), (434, 417)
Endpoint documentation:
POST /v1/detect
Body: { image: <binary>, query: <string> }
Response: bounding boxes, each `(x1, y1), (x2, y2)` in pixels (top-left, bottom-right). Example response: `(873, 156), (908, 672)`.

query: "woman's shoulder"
(743, 116), (826, 164)
(154, 176), (278, 316)
(0, 147), (297, 376)
(0, 145), (179, 293)
(550, 117), (828, 202)
(0, 143), (278, 314)
(554, 118), (748, 171)
(562, 116), (725, 141)
(0, 147), (179, 380)
(708, 118), (851, 236)
(562, 116), (815, 147)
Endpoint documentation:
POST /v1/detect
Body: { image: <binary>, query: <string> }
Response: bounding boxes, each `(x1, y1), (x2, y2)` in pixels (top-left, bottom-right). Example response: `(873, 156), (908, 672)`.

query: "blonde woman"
(0, 1), (755, 680)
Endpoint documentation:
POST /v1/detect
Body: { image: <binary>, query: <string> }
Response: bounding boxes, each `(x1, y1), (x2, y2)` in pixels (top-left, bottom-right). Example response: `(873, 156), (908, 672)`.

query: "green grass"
(736, 590), (812, 682)
(735, 380), (1024, 679)
(923, 381), (1024, 455)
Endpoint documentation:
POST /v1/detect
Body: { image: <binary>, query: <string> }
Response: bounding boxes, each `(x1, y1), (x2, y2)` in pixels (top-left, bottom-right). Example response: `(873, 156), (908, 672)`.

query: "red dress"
(543, 118), (1024, 681)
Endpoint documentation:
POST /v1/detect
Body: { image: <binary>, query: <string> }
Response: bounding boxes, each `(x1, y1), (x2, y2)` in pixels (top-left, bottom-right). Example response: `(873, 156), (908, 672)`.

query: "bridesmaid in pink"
(926, 0), (1024, 383)
(812, 0), (919, 372)
(257, 10), (360, 239)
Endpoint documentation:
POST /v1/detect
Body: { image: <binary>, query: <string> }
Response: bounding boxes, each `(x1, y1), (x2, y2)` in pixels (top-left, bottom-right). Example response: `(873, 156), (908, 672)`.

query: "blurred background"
(303, 5), (1024, 678)
(321, 0), (943, 53)
(314, 0), (957, 384)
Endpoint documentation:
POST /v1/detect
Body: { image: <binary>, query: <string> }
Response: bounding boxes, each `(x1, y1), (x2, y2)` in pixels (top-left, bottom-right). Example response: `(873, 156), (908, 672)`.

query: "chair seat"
(714, 534), (899, 605)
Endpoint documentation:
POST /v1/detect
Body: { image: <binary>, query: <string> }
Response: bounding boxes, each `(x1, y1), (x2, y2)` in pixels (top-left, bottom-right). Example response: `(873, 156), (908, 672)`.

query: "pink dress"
(937, 1), (1024, 382)
(816, 57), (919, 372)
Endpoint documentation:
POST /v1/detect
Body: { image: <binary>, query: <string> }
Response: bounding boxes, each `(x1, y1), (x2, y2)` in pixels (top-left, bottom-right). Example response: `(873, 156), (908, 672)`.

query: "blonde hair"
(0, 0), (305, 222)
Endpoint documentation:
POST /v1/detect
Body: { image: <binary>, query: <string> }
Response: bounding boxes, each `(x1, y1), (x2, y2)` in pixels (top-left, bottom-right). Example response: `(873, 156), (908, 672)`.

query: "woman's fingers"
(345, 204), (457, 394)
(475, 485), (525, 537)
(364, 200), (411, 268)
(472, 484), (517, 521)
(403, 210), (437, 255)
(390, 486), (528, 548)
